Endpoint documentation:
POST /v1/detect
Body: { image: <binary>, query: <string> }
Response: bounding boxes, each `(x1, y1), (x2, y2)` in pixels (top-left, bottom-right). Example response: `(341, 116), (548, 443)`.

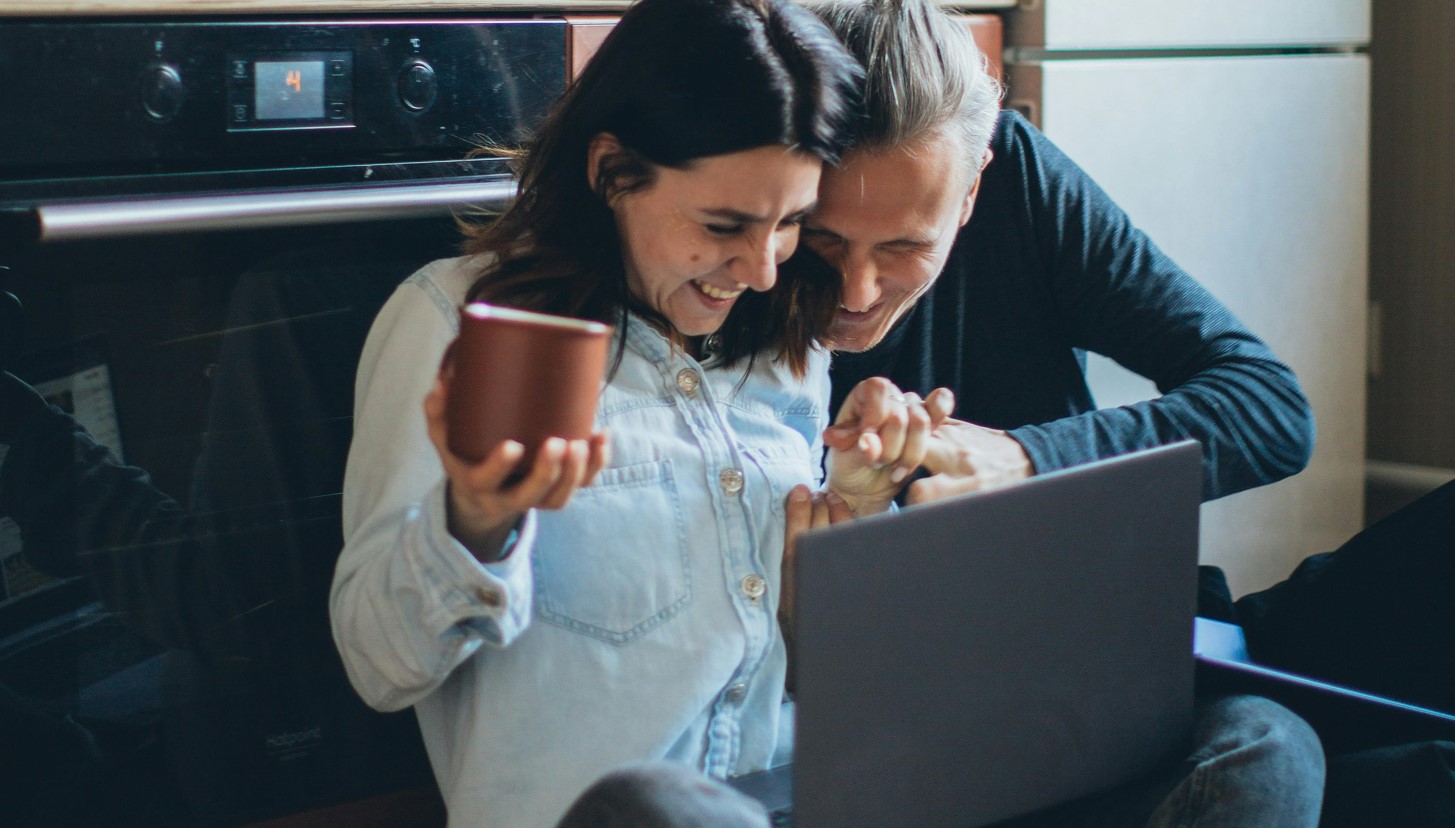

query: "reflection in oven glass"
(0, 220), (459, 825)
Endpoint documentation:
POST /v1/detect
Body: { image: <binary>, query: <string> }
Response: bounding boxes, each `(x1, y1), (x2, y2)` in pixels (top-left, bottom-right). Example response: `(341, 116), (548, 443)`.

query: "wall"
(1366, 1), (1455, 521)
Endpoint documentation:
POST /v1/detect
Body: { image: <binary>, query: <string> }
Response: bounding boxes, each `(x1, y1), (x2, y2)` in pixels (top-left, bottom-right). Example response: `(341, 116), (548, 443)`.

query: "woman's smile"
(692, 279), (746, 303)
(603, 143), (823, 338)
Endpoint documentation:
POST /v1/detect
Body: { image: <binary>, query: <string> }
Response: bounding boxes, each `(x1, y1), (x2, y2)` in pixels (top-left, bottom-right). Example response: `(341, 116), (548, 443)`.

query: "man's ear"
(958, 148), (994, 228)
(586, 132), (623, 200)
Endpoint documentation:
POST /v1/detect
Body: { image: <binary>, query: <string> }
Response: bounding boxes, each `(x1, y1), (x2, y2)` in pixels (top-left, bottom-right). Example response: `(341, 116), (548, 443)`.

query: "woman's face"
(595, 139), (823, 338)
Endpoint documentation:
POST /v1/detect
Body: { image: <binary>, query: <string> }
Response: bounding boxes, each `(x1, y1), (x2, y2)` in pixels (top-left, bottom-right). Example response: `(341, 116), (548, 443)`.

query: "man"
(781, 0), (1326, 825)
(804, 0), (1312, 505)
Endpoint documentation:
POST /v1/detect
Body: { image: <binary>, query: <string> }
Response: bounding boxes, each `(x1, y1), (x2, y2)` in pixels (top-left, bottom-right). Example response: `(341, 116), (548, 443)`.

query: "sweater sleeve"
(329, 264), (536, 713)
(998, 113), (1314, 500)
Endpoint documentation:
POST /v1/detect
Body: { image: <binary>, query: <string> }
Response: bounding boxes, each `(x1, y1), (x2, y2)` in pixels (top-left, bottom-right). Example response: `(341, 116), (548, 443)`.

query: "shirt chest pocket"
(742, 445), (816, 518)
(531, 460), (693, 644)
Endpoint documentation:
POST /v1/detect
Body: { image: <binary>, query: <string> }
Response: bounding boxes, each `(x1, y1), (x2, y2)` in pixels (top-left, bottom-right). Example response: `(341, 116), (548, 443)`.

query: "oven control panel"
(0, 19), (567, 176)
(223, 51), (356, 130)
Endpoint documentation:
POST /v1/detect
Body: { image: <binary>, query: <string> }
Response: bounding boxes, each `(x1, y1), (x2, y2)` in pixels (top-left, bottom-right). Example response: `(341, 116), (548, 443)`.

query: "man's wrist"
(825, 489), (893, 517)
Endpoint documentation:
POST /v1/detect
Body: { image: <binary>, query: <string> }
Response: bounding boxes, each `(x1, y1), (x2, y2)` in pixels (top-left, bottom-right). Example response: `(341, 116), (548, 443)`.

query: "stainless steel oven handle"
(29, 179), (518, 243)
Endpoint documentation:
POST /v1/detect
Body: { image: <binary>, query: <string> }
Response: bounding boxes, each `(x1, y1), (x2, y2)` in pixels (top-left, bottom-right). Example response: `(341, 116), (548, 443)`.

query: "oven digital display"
(255, 60), (325, 120)
(226, 51), (352, 131)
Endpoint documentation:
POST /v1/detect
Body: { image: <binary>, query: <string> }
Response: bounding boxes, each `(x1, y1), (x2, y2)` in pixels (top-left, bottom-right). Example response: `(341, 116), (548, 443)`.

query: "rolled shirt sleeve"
(330, 258), (538, 712)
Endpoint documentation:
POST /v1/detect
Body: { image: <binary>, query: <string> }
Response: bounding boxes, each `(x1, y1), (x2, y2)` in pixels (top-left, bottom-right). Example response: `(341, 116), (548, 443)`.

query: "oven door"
(0, 182), (509, 826)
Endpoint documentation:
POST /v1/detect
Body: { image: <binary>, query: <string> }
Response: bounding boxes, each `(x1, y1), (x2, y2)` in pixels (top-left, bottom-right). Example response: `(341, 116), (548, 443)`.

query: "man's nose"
(838, 250), (881, 312)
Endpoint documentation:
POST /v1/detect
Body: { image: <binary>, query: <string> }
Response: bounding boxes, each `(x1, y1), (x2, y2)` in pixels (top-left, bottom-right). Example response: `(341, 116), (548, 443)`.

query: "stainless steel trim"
(1003, 45), (1367, 63)
(31, 178), (517, 243)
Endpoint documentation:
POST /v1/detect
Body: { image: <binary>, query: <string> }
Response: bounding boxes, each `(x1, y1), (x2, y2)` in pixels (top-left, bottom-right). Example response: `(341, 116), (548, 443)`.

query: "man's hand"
(908, 419), (1034, 505)
(823, 378), (955, 516)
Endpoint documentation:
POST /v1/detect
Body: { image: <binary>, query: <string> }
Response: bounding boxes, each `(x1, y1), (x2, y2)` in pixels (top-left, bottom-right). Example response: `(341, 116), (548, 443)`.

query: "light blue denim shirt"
(330, 256), (828, 828)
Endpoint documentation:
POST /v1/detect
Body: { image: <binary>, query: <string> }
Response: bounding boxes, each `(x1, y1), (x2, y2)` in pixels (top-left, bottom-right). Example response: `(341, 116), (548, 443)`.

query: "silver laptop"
(749, 440), (1204, 828)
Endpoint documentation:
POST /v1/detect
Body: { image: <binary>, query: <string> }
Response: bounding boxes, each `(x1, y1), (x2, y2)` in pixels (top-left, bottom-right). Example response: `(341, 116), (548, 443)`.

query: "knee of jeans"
(1201, 694), (1326, 781)
(555, 761), (769, 828)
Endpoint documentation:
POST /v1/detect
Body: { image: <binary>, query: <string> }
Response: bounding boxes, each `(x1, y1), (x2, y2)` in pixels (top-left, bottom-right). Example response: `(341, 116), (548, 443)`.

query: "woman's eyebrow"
(785, 203), (818, 221)
(702, 203), (819, 223)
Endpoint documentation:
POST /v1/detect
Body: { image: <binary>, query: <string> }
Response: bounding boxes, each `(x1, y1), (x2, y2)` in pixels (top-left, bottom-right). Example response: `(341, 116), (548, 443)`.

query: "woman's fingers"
(822, 491), (854, 524)
(827, 379), (954, 473)
(826, 377), (908, 458)
(449, 438), (532, 516)
(872, 402), (911, 469)
(787, 487), (858, 540)
(498, 437), (568, 512)
(429, 355), (608, 545)
(538, 438), (593, 510)
(784, 484), (813, 559)
(439, 437), (529, 553)
(810, 490), (832, 529)
(854, 430), (884, 465)
(442, 428), (609, 520)
(582, 431), (611, 487)
(822, 423), (861, 452)
(892, 398), (933, 483)
(477, 440), (528, 487)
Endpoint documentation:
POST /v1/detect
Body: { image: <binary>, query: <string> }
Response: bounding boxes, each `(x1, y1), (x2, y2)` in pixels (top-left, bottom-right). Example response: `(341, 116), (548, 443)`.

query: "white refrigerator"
(1002, 0), (1371, 595)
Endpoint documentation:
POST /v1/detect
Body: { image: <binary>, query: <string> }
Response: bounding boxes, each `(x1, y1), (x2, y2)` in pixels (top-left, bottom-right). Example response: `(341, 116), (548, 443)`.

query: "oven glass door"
(1, 213), (465, 826)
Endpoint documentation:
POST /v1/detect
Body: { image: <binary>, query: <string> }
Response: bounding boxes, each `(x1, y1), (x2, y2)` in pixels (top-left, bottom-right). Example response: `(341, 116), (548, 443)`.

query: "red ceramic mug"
(445, 302), (612, 467)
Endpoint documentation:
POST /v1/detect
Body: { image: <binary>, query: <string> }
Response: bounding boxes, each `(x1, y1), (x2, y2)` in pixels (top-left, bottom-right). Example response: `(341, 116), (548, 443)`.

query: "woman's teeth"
(694, 281), (744, 301)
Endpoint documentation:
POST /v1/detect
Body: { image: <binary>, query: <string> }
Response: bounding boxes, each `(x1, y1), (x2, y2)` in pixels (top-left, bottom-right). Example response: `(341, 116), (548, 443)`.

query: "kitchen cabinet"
(567, 13), (1004, 82)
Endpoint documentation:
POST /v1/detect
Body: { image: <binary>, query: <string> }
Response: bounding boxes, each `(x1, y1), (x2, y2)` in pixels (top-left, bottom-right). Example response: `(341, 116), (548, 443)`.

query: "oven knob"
(140, 64), (185, 122)
(398, 60), (438, 112)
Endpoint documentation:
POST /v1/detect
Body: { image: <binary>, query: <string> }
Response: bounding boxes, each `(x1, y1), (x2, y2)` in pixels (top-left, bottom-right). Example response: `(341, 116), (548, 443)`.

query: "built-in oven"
(0, 15), (572, 826)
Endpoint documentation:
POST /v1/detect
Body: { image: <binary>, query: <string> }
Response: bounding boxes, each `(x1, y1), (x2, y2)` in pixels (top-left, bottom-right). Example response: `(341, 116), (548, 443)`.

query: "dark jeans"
(1322, 740), (1455, 828)
(991, 694), (1324, 828)
(557, 694), (1324, 828)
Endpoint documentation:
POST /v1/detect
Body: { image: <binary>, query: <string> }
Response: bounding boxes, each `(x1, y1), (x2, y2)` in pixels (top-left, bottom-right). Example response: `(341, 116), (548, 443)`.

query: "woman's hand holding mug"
(425, 371), (609, 562)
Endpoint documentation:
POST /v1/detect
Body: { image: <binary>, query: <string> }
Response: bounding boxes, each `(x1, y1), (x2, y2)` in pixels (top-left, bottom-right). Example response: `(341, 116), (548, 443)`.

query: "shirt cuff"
(419, 481), (535, 645)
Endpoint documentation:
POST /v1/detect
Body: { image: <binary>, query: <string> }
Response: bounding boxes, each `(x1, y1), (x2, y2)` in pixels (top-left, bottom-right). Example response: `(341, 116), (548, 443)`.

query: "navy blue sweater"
(829, 112), (1314, 501)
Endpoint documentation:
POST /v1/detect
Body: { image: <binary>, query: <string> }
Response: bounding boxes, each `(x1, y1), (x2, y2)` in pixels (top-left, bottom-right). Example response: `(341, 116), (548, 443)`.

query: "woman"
(329, 2), (925, 826)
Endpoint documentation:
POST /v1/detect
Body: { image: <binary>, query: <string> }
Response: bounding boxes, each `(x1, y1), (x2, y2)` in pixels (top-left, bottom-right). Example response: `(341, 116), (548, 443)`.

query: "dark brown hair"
(461, 0), (862, 377)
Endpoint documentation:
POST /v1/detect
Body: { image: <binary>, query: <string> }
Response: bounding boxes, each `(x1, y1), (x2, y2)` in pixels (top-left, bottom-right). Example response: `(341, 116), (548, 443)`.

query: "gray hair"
(807, 0), (1002, 179)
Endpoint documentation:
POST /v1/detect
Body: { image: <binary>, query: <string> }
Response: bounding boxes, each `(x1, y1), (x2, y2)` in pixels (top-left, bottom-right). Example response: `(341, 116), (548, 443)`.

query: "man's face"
(802, 135), (984, 353)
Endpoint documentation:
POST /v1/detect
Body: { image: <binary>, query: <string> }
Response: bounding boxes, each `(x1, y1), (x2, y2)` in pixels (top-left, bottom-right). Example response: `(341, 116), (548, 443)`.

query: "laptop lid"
(791, 441), (1203, 828)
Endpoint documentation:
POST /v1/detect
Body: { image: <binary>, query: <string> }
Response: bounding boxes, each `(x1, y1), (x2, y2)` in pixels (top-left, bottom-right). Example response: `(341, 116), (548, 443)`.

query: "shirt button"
(725, 683), (747, 702)
(676, 368), (701, 395)
(740, 573), (767, 600)
(719, 468), (745, 496)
